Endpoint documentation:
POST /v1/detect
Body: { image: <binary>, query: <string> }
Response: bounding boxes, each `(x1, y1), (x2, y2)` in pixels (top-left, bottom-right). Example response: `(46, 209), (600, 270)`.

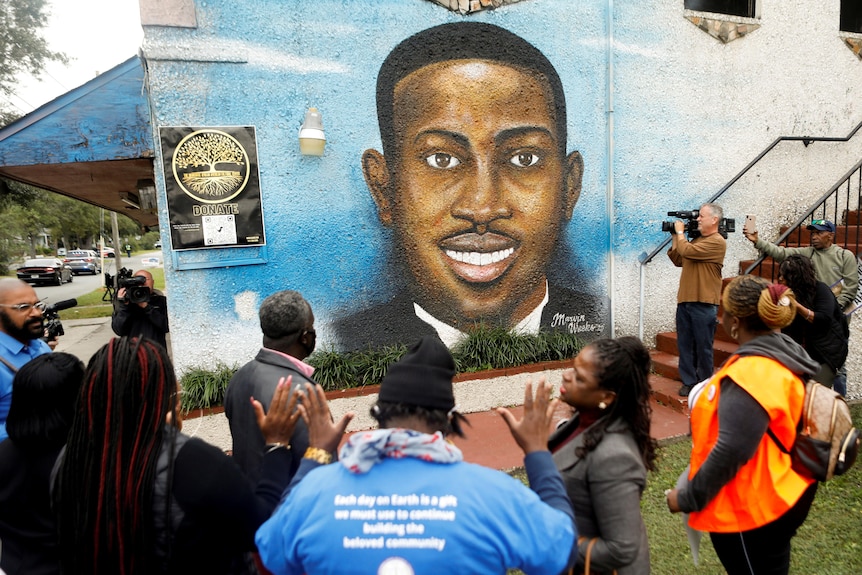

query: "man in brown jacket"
(668, 203), (727, 396)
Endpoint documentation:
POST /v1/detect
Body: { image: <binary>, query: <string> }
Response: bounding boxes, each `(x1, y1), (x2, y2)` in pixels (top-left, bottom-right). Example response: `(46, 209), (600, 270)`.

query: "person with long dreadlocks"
(548, 336), (657, 574)
(53, 337), (302, 575)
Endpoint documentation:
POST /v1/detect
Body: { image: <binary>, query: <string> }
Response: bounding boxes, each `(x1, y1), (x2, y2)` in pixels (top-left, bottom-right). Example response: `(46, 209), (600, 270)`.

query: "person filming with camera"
(111, 269), (169, 350)
(667, 203), (727, 397)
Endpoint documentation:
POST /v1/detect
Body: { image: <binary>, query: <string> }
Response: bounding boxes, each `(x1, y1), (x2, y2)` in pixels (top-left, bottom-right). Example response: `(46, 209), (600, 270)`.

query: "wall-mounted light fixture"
(299, 107), (326, 156)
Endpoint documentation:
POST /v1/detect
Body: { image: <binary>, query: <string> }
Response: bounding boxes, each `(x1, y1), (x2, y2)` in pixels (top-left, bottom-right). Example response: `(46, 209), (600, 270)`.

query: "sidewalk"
(184, 385), (691, 471)
(57, 318), (691, 471)
(53, 316), (114, 364)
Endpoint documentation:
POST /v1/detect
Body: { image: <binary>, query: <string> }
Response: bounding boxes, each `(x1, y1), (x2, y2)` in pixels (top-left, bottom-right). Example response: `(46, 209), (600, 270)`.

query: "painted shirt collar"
(412, 281), (550, 348)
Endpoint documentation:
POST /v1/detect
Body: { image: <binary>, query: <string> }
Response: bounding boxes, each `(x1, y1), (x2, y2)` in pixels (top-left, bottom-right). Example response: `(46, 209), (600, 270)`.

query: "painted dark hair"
(55, 337), (179, 574)
(6, 352), (84, 450)
(577, 336), (657, 471)
(375, 22), (568, 162)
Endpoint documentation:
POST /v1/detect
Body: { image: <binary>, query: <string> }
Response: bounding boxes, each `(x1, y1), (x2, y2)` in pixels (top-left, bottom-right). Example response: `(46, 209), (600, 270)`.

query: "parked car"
(64, 250), (102, 275)
(16, 258), (73, 286)
(153, 240), (162, 249)
(101, 247), (116, 258)
(57, 247), (67, 257)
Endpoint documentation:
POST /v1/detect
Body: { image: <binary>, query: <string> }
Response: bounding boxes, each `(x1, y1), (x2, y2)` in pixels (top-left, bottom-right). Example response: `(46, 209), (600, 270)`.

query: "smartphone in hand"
(743, 214), (757, 235)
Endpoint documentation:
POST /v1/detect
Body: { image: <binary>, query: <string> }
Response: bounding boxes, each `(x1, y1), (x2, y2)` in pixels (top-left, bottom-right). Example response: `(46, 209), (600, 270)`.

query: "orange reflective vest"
(688, 355), (815, 533)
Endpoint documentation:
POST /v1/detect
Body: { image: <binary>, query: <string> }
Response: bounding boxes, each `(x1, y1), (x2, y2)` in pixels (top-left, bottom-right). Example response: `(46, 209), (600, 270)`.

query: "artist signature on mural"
(550, 313), (604, 335)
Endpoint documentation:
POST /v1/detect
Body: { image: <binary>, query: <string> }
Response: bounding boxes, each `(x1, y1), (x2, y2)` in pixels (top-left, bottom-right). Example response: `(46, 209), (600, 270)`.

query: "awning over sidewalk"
(0, 56), (158, 229)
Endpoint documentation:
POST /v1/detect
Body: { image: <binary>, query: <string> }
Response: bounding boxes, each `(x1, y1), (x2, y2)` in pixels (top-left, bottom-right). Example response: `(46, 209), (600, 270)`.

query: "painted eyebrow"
(495, 126), (556, 147)
(411, 126), (556, 150)
(412, 129), (470, 150)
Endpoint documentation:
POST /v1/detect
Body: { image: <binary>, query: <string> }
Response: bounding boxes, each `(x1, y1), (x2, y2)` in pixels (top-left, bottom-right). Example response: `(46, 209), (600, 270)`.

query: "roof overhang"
(0, 56), (158, 228)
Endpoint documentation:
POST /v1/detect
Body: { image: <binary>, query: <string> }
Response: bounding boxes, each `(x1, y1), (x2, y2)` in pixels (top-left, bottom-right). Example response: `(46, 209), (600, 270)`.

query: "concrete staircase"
(649, 208), (862, 415)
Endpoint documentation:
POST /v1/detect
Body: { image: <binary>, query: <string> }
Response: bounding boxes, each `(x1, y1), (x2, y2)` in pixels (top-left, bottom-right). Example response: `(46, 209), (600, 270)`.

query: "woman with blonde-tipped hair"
(666, 275), (820, 575)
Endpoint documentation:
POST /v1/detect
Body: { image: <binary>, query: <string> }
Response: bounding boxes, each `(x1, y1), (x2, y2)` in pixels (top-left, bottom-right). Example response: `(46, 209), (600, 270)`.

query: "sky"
(8, 0), (143, 116)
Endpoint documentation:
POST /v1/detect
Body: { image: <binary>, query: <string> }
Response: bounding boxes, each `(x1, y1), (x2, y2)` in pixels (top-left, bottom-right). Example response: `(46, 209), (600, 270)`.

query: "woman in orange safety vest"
(666, 275), (820, 575)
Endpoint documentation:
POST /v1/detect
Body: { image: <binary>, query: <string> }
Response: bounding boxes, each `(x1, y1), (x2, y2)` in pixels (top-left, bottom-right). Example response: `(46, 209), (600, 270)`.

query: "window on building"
(685, 0), (757, 19)
(841, 0), (862, 34)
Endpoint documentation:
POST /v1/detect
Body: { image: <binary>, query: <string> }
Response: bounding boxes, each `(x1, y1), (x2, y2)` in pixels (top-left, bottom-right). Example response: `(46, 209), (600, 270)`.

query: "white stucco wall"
(609, 1), (862, 397)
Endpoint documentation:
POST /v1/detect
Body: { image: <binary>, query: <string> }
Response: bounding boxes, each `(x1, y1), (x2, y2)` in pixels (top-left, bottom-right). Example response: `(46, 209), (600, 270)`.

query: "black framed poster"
(159, 126), (265, 250)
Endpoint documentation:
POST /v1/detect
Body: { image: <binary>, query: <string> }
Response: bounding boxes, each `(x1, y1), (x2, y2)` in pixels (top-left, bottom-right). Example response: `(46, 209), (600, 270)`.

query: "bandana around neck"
(339, 428), (463, 474)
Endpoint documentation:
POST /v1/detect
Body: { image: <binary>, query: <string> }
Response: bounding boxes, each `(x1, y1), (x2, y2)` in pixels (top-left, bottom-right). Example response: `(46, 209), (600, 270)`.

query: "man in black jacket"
(224, 290), (320, 483)
(111, 269), (169, 349)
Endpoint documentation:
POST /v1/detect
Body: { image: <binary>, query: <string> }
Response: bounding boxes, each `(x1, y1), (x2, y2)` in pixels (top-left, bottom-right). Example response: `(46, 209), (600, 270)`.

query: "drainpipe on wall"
(607, 0), (616, 337)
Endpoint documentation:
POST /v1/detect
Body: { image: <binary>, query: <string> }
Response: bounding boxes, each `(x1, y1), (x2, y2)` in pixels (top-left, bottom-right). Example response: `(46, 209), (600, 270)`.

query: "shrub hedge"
(179, 325), (584, 413)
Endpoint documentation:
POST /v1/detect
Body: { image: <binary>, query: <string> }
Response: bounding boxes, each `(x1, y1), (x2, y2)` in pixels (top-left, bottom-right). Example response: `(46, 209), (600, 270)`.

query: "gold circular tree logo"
(172, 129), (250, 203)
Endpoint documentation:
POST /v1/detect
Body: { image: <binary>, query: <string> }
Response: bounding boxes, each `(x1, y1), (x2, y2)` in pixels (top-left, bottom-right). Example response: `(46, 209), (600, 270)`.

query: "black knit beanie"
(378, 336), (456, 411)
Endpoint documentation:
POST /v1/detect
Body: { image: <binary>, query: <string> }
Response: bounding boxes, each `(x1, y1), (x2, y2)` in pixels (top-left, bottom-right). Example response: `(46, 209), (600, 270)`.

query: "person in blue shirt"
(0, 279), (52, 442)
(256, 335), (577, 575)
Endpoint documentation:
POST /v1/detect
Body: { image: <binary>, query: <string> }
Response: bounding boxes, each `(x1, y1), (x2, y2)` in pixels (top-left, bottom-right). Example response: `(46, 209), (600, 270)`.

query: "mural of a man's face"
(363, 59), (583, 328)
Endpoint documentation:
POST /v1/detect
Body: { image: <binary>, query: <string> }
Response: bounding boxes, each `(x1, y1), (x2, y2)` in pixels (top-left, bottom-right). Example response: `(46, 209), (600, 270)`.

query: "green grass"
(509, 403), (862, 574)
(56, 267), (166, 320)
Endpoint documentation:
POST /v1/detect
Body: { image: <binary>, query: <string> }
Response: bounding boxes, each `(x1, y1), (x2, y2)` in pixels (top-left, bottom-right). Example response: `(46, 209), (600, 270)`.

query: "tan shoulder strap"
(0, 355), (18, 374)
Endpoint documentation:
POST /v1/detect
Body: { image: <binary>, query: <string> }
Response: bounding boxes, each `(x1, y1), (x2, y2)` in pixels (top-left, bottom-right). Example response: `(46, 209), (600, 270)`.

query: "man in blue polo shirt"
(0, 279), (52, 442)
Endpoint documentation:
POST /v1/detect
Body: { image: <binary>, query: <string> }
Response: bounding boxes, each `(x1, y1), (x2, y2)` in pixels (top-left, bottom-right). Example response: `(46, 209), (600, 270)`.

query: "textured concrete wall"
(141, 0), (862, 399)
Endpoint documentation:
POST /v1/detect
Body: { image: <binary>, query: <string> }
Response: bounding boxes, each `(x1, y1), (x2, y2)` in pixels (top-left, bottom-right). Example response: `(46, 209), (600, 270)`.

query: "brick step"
(738, 259), (779, 278)
(653, 332), (738, 367)
(845, 209), (862, 225)
(651, 349), (680, 381)
(774, 240), (862, 255)
(648, 397), (690, 441)
(649, 372), (690, 414)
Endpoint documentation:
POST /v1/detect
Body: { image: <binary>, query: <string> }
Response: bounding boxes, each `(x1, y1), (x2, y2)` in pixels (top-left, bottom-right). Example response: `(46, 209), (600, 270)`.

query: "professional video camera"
(105, 268), (151, 305)
(41, 298), (78, 343)
(661, 209), (735, 240)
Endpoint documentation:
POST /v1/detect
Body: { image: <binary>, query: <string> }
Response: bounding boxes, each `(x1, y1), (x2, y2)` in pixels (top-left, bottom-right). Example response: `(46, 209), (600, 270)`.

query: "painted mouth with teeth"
(439, 232), (518, 284)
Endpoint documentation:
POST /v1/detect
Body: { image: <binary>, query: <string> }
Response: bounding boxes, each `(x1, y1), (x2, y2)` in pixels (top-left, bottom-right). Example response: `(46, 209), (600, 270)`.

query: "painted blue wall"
(143, 0), (862, 372)
(145, 0), (612, 368)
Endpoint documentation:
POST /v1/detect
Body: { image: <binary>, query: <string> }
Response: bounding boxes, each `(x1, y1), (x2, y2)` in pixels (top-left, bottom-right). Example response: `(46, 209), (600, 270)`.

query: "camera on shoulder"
(661, 209), (735, 240)
(116, 268), (151, 304)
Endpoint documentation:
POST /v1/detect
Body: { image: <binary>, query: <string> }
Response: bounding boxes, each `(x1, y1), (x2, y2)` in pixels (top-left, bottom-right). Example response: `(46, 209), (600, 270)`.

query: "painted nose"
(450, 164), (511, 226)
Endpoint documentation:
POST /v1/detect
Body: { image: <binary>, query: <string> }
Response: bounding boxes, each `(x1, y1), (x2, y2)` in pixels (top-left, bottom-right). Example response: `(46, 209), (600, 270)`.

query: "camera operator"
(667, 203), (727, 397)
(0, 279), (53, 442)
(111, 269), (169, 350)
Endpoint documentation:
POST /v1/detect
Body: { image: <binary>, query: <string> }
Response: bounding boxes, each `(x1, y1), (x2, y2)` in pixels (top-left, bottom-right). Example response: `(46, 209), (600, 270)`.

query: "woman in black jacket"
(778, 254), (849, 388)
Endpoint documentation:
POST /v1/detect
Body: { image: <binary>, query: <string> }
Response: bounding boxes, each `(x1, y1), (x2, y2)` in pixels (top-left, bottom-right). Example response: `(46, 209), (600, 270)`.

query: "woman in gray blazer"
(549, 337), (656, 574)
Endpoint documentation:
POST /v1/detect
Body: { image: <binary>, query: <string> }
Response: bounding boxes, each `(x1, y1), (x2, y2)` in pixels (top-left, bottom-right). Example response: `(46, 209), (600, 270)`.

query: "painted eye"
(425, 153), (460, 169)
(510, 152), (540, 168)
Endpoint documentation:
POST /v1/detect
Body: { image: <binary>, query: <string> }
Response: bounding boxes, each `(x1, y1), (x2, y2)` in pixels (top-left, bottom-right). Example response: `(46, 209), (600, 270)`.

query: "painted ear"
(563, 150), (584, 220)
(362, 149), (393, 226)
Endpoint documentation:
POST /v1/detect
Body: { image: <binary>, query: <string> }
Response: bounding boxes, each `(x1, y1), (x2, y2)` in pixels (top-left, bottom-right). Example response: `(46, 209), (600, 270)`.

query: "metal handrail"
(637, 119), (862, 341)
(742, 156), (862, 278)
(639, 120), (862, 266)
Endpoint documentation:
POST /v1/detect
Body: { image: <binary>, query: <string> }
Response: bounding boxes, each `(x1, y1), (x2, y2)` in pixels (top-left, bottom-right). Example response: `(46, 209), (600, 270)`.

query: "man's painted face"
(0, 284), (44, 344)
(364, 60), (582, 327)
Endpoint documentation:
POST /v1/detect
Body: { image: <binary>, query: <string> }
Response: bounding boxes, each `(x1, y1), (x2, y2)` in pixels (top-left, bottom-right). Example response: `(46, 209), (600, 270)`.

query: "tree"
(0, 0), (68, 126)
